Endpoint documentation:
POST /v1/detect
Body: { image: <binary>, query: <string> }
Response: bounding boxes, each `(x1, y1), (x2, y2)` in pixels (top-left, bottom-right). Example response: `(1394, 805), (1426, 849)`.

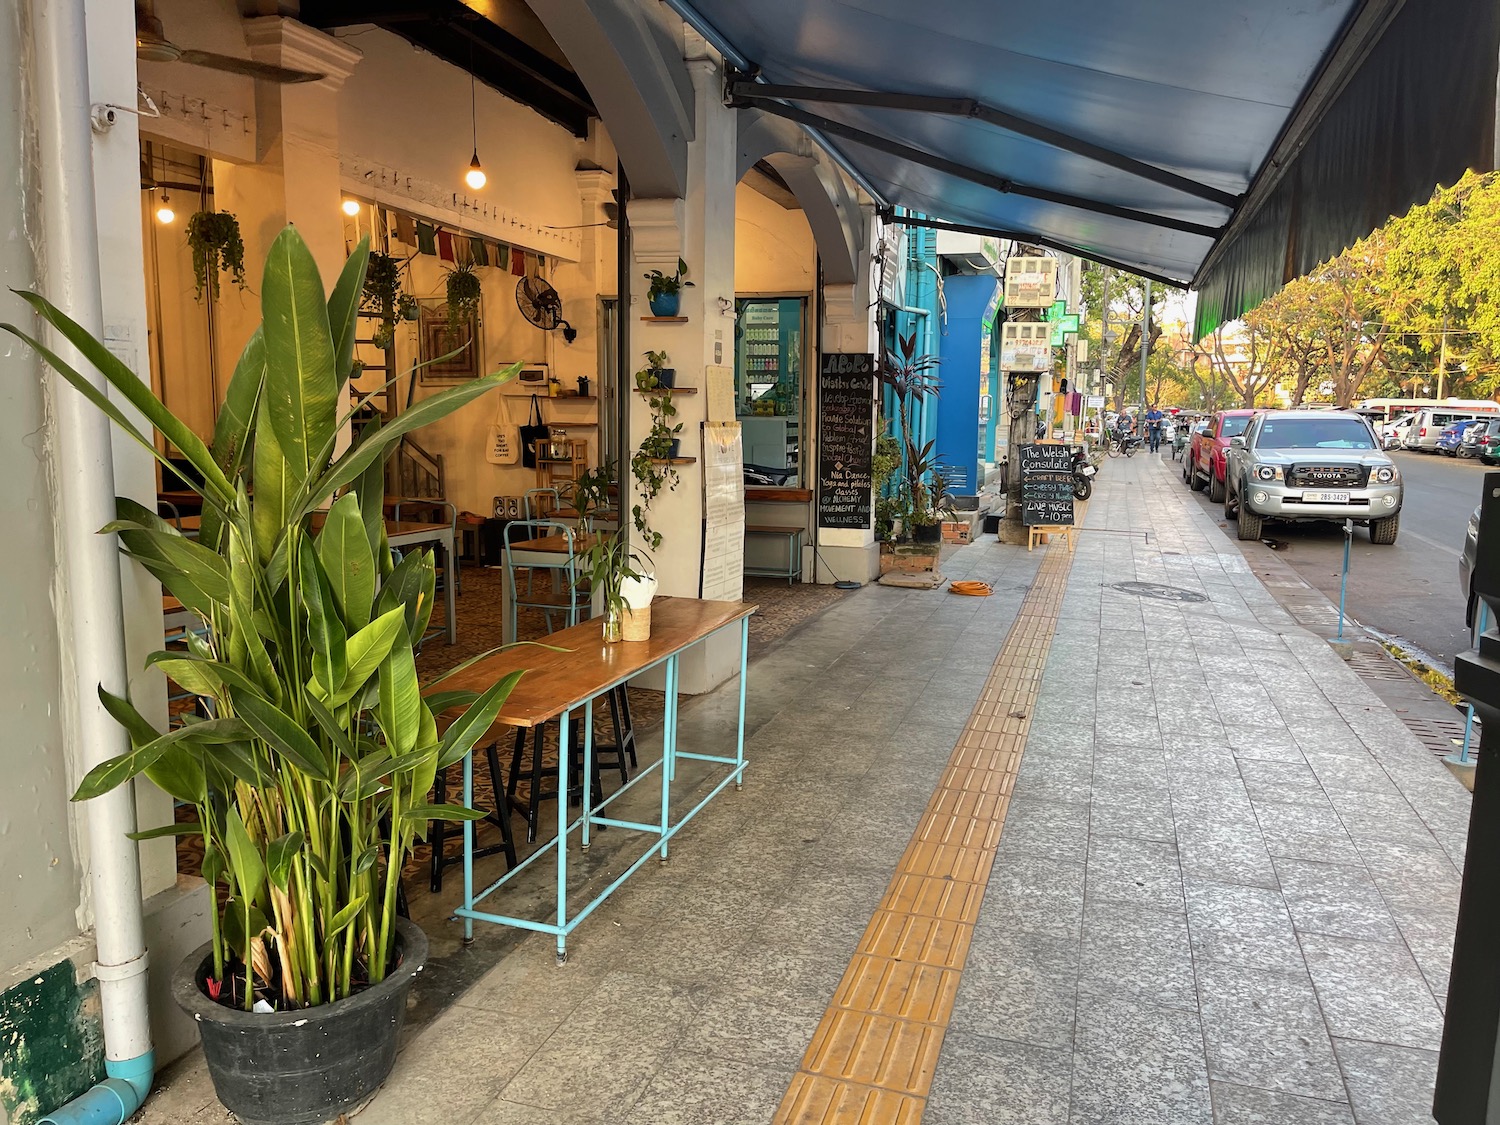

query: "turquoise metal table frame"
(457, 614), (751, 962)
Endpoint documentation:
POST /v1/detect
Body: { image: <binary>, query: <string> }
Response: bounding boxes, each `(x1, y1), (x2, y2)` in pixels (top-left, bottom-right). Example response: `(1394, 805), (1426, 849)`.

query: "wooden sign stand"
(1027, 524), (1076, 551)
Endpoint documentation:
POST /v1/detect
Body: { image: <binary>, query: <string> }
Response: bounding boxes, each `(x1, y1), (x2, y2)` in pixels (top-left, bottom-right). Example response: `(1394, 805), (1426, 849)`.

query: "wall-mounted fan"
(516, 275), (577, 343)
(135, 0), (325, 84)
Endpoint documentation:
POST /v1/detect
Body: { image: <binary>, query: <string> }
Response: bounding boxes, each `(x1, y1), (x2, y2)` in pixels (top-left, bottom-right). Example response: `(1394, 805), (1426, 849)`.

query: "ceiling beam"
(739, 100), (1222, 240)
(729, 79), (1240, 209)
(889, 213), (1188, 289)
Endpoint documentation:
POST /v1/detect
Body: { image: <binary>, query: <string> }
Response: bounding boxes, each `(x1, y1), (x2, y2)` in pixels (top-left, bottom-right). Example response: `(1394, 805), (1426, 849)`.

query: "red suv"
(1189, 410), (1257, 502)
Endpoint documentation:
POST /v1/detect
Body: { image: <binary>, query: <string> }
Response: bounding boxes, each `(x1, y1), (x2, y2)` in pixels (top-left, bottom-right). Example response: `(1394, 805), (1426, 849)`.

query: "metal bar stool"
(506, 687), (636, 844)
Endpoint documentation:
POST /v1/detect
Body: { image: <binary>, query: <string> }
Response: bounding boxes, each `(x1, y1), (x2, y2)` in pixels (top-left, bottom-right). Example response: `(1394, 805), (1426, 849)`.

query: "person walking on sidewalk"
(1145, 406), (1165, 453)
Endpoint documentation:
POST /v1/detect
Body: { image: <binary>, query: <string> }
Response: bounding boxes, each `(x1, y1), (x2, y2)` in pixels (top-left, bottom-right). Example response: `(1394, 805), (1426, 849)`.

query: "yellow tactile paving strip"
(773, 530), (1079, 1125)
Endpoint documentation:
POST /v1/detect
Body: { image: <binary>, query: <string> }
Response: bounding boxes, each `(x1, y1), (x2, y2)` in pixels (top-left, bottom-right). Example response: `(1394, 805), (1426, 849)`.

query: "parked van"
(1403, 406), (1500, 452)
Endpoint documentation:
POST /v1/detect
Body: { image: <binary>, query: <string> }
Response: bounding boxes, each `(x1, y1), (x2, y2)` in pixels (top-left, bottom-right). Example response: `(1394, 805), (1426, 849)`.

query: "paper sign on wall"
(705, 365), (736, 423)
(700, 422), (745, 602)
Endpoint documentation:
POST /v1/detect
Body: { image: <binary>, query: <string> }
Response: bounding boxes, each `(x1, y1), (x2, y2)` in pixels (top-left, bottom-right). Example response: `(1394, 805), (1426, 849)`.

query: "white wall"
(734, 183), (815, 294)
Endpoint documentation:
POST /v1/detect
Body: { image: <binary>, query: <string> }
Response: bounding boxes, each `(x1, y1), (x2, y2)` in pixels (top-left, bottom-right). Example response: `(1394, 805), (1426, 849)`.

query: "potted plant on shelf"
(637, 348), (675, 389)
(643, 257), (693, 317)
(2, 228), (523, 1125)
(630, 379), (684, 552)
(186, 210), (247, 302)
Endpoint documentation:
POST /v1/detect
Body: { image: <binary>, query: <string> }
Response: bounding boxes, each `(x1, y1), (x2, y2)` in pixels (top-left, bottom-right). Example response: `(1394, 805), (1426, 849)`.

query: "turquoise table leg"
(736, 616), (749, 789)
(462, 748), (474, 944)
(581, 697), (595, 851)
(658, 656), (677, 863)
(556, 707), (570, 963)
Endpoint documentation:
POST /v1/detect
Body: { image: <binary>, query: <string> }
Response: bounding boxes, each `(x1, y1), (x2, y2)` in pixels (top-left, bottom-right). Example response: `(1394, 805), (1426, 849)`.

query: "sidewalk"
(139, 453), (1471, 1125)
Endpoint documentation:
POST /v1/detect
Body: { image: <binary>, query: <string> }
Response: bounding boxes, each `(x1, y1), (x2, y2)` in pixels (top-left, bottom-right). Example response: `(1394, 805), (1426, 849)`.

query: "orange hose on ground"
(949, 580), (992, 596)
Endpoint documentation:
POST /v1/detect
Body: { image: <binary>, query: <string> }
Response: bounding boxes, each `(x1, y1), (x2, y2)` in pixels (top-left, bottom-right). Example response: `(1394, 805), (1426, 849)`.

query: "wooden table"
(166, 517), (458, 645)
(432, 596), (757, 961)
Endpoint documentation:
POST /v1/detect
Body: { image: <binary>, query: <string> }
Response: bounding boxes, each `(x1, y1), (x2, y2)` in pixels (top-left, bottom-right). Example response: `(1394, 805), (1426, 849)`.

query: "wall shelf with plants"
(630, 350), (686, 552)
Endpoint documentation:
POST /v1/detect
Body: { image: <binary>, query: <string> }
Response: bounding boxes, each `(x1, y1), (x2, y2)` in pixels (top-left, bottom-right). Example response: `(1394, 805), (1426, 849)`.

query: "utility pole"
(1139, 279), (1152, 416)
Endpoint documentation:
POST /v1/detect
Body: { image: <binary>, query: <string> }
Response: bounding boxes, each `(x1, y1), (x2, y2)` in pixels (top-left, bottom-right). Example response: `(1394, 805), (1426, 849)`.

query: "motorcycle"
(1072, 447), (1096, 500)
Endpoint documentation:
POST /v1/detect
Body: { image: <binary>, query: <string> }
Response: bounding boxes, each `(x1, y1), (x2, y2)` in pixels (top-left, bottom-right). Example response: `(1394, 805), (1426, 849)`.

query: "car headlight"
(1254, 465), (1283, 481)
(1373, 465), (1397, 483)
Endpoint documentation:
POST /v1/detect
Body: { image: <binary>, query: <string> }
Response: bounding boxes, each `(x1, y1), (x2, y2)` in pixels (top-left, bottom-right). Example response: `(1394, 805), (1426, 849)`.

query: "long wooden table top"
(508, 532), (601, 555)
(430, 596), (756, 728)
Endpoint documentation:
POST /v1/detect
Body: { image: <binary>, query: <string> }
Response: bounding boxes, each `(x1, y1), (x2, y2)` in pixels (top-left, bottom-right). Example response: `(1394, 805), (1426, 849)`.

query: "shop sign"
(817, 354), (875, 529)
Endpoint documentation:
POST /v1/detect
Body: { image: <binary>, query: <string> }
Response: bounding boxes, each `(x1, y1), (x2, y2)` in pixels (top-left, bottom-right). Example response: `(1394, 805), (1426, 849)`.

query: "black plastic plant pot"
(655, 368), (676, 388)
(913, 523), (942, 545)
(173, 917), (427, 1125)
(667, 439), (682, 459)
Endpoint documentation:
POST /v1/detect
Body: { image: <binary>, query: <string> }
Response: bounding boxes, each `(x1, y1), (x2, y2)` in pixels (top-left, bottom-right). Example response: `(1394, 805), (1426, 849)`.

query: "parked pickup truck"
(1189, 409), (1257, 502)
(1224, 410), (1402, 544)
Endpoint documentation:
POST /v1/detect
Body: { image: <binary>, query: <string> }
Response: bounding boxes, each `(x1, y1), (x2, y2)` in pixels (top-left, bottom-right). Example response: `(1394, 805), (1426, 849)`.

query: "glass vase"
(602, 607), (623, 643)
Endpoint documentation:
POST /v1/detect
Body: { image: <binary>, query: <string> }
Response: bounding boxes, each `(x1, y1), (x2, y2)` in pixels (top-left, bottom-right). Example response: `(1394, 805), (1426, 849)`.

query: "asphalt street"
(1177, 446), (1489, 672)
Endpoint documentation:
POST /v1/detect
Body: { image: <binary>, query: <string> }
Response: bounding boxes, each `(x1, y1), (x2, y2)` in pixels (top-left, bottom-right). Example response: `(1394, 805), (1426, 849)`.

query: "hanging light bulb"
(342, 198), (361, 217)
(465, 152), (486, 191)
(155, 190), (174, 224)
(463, 59), (485, 190)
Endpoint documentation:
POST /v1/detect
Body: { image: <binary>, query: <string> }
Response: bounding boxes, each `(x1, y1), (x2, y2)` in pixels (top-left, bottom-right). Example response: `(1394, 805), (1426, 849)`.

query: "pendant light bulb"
(155, 190), (174, 225)
(342, 198), (361, 217)
(465, 152), (486, 191)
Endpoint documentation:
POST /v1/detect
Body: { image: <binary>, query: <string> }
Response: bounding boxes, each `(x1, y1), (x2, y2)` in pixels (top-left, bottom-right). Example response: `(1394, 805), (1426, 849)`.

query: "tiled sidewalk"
(924, 453), (1470, 1124)
(139, 452), (1470, 1125)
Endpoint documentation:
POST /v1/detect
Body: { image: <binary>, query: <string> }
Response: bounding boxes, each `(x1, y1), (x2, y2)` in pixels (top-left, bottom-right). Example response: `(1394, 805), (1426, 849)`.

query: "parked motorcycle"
(1072, 447), (1096, 500)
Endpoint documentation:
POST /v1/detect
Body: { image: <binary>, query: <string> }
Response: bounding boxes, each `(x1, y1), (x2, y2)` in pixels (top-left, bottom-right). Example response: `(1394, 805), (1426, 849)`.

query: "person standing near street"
(1145, 406), (1165, 453)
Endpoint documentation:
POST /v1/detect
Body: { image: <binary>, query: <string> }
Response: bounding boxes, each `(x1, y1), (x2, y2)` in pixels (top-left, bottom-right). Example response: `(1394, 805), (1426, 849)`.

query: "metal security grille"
(1289, 464), (1366, 488)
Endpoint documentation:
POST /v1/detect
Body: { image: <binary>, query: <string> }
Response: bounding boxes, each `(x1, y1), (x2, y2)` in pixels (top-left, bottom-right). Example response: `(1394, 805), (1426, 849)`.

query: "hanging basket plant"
(186, 210), (247, 302)
(445, 260), (482, 331)
(361, 252), (405, 351)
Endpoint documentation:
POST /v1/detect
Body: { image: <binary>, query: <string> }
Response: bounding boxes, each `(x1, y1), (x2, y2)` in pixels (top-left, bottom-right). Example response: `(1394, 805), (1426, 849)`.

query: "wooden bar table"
(432, 596), (756, 961)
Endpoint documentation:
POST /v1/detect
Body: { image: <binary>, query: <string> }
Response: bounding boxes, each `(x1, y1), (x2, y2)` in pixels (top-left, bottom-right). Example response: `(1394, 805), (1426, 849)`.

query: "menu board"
(1019, 444), (1075, 527)
(816, 354), (875, 529)
(700, 423), (745, 601)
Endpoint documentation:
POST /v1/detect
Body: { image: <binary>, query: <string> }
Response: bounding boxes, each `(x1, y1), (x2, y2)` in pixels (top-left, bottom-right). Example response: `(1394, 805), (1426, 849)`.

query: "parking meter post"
(1338, 518), (1352, 641)
(1435, 473), (1500, 1123)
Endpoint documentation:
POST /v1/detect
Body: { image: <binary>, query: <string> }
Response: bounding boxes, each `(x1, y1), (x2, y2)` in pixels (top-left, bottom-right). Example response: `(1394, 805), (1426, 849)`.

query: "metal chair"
(523, 487), (561, 521)
(394, 499), (461, 595)
(502, 520), (585, 644)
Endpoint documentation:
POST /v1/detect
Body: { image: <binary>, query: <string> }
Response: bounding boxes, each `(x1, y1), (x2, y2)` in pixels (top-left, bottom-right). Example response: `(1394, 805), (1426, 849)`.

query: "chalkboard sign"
(817, 354), (875, 529)
(1019, 444), (1075, 527)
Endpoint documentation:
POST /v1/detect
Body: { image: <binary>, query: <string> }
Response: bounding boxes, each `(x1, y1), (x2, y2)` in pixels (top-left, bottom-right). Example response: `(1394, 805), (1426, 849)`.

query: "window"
(735, 297), (807, 483)
(1256, 417), (1375, 450)
(1220, 415), (1251, 438)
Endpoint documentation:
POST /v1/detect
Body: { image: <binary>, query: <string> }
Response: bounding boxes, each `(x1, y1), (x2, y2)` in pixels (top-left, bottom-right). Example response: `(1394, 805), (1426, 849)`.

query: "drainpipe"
(30, 0), (155, 1121)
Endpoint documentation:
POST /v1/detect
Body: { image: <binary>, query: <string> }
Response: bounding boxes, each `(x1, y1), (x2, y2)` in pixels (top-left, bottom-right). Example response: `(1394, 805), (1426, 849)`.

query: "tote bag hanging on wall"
(486, 397), (521, 465)
(519, 394), (550, 468)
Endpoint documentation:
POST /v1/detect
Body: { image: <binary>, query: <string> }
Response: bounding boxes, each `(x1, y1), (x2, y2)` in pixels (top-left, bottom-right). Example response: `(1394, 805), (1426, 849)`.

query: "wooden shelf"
(633, 386), (698, 394)
(549, 395), (597, 401)
(649, 456), (696, 465)
(640, 316), (688, 323)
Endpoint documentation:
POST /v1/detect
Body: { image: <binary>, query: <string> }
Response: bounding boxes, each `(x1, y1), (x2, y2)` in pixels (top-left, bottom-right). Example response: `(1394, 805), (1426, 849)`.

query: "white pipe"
(29, 0), (155, 1116)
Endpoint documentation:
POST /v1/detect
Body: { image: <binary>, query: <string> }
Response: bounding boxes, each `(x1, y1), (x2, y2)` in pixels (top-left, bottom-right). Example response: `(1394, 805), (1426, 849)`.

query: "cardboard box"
(941, 520), (972, 544)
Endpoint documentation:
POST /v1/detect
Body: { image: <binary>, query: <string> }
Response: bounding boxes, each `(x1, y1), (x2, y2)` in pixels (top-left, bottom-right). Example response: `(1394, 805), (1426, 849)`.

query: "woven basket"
(621, 603), (651, 641)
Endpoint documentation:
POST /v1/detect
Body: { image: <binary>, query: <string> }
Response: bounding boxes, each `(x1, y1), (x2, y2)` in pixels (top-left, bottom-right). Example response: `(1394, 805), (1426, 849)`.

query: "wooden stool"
(428, 737), (518, 893)
(1027, 524), (1076, 551)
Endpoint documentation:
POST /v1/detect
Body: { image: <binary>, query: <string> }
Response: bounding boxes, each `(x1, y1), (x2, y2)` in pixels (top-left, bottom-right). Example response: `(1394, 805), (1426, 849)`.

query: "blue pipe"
(39, 1052), (154, 1125)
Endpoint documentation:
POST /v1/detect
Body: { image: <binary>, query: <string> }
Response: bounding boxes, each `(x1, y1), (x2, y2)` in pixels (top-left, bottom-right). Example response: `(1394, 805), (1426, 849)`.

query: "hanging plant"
(186, 211), (247, 302)
(361, 252), (405, 350)
(445, 260), (482, 331)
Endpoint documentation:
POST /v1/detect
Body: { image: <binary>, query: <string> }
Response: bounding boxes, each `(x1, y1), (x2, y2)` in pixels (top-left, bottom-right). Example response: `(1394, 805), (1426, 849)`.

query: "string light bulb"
(463, 54), (485, 190)
(342, 198), (361, 217)
(155, 190), (174, 224)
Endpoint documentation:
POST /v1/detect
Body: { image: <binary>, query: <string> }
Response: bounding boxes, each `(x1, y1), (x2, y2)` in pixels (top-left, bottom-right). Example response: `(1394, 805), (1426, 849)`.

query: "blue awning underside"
(677, 0), (1499, 334)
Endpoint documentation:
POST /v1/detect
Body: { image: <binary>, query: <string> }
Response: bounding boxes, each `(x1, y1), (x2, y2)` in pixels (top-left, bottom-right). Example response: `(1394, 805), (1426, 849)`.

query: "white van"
(1403, 407), (1500, 452)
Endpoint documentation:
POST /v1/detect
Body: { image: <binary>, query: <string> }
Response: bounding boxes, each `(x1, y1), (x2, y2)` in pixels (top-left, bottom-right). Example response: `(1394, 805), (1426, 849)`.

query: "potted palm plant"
(2, 228), (523, 1125)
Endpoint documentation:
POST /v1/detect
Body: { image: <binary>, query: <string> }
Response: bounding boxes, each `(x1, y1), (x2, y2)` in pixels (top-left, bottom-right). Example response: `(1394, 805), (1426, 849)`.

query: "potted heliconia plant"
(2, 227), (522, 1125)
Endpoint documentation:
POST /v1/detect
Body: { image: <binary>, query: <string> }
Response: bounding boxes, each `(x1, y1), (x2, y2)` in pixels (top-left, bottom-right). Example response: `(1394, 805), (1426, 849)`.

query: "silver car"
(1224, 411), (1402, 544)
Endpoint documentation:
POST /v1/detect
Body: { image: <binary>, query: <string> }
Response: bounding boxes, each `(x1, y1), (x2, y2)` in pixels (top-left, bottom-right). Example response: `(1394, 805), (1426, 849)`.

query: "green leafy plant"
(643, 258), (693, 303)
(880, 329), (942, 513)
(186, 211), (247, 302)
(2, 227), (524, 1012)
(361, 252), (407, 351)
(445, 260), (482, 331)
(629, 366), (682, 551)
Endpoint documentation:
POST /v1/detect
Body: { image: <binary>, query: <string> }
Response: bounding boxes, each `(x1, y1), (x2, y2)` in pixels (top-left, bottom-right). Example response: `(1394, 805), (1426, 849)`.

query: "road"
(1179, 448), (1487, 672)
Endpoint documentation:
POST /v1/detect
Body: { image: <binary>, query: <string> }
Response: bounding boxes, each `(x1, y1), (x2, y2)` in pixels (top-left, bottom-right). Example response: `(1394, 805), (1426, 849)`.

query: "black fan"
(135, 0), (323, 83)
(516, 275), (577, 343)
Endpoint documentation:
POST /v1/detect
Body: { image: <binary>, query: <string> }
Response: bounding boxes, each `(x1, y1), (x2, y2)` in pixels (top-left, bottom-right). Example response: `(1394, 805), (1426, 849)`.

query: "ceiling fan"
(135, 0), (325, 84)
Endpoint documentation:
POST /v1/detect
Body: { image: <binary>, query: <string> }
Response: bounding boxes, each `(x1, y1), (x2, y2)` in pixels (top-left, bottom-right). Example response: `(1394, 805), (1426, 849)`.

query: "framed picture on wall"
(417, 297), (481, 382)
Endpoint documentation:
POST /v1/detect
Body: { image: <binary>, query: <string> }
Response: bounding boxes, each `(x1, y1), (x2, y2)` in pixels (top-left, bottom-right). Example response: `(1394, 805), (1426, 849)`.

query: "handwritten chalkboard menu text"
(1019, 444), (1075, 527)
(817, 354), (875, 529)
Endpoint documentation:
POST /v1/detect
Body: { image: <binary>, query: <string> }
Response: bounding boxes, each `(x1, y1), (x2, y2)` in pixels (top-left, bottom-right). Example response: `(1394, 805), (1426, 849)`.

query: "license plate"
(1304, 490), (1350, 503)
(1081, 465), (1096, 477)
